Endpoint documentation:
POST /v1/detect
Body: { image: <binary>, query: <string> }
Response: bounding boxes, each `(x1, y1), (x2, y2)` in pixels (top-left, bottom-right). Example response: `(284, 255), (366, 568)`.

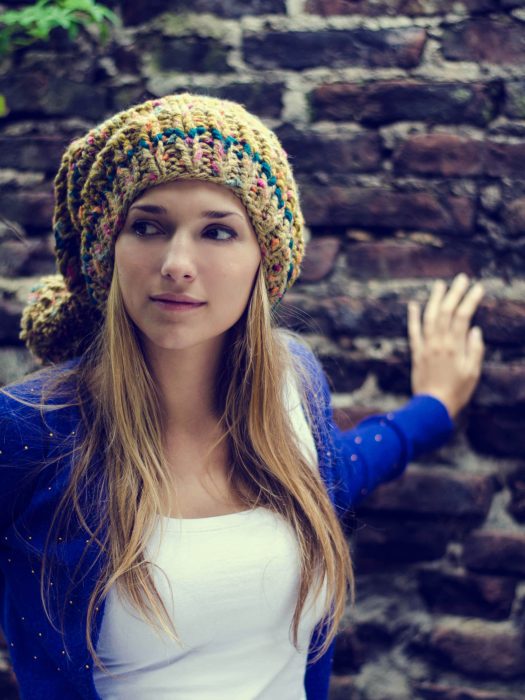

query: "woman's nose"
(160, 235), (197, 281)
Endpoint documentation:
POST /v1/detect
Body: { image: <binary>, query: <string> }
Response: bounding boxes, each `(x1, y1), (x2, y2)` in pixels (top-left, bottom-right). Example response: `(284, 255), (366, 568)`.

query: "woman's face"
(115, 180), (261, 357)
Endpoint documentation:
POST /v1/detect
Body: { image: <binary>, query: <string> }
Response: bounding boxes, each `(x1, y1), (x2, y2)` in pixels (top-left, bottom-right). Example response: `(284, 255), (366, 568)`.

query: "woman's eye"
(131, 221), (162, 237)
(204, 226), (237, 241)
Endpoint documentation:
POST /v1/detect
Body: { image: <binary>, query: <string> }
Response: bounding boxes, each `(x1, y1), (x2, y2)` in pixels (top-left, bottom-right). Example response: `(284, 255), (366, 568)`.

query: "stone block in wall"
(442, 18), (525, 65)
(120, 0), (285, 23)
(300, 186), (476, 233)
(475, 362), (525, 406)
(0, 347), (37, 387)
(0, 186), (53, 229)
(300, 237), (340, 282)
(393, 135), (485, 177)
(358, 468), (495, 519)
(0, 296), (23, 344)
(147, 36), (231, 73)
(0, 135), (71, 175)
(416, 682), (525, 700)
(504, 80), (525, 120)
(503, 197), (525, 237)
(333, 621), (392, 673)
(418, 567), (517, 620)
(463, 530), (525, 576)
(276, 126), (382, 176)
(0, 72), (107, 119)
(485, 142), (525, 180)
(310, 81), (500, 126)
(467, 406), (525, 457)
(427, 619), (525, 678)
(311, 295), (407, 337)
(352, 515), (477, 565)
(243, 27), (426, 70)
(471, 298), (525, 345)
(328, 675), (359, 700)
(507, 464), (525, 523)
(305, 0), (498, 15)
(0, 224), (54, 278)
(342, 241), (479, 280)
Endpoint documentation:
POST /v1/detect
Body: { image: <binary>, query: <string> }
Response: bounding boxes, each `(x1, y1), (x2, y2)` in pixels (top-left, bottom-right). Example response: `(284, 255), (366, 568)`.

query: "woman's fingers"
(465, 324), (485, 368)
(432, 273), (471, 335)
(422, 279), (447, 336)
(450, 281), (485, 339)
(407, 300), (423, 356)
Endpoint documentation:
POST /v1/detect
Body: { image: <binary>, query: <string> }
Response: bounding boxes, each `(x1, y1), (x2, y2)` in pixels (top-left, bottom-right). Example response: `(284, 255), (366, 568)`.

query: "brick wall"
(1, 0), (525, 698)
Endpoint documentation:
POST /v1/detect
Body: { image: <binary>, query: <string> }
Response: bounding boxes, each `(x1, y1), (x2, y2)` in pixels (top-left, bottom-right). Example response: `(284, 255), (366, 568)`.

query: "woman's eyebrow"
(129, 204), (242, 220)
(129, 204), (168, 215)
(202, 210), (242, 220)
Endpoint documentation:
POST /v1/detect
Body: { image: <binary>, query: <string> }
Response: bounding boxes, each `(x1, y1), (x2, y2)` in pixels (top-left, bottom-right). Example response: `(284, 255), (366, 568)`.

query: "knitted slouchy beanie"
(20, 93), (305, 363)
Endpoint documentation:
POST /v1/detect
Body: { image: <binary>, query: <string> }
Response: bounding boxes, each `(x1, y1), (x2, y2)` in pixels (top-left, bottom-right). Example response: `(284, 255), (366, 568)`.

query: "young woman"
(0, 93), (485, 700)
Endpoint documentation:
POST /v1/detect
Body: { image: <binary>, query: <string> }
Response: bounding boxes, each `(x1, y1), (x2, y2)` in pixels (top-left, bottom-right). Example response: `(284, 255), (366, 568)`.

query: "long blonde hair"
(37, 265), (353, 669)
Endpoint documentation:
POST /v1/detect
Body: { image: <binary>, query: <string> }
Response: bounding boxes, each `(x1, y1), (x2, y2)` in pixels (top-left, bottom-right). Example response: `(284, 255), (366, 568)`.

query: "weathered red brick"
(467, 406), (525, 457)
(328, 674), (359, 700)
(149, 36), (231, 73)
(0, 135), (72, 174)
(417, 681), (524, 700)
(428, 620), (525, 678)
(463, 531), (525, 575)
(334, 621), (392, 672)
(475, 362), (525, 406)
(418, 567), (517, 620)
(352, 514), (475, 565)
(300, 186), (475, 233)
(359, 467), (495, 518)
(243, 28), (426, 70)
(0, 297), (24, 343)
(0, 238), (45, 277)
(475, 298), (525, 345)
(315, 294), (407, 337)
(504, 80), (525, 120)
(310, 81), (500, 126)
(485, 142), (525, 179)
(277, 127), (382, 174)
(306, 0), (497, 15)
(504, 197), (525, 237)
(0, 188), (54, 229)
(343, 241), (477, 279)
(508, 464), (525, 524)
(300, 237), (341, 282)
(121, 0), (285, 22)
(443, 17), (525, 65)
(393, 134), (485, 177)
(0, 70), (106, 119)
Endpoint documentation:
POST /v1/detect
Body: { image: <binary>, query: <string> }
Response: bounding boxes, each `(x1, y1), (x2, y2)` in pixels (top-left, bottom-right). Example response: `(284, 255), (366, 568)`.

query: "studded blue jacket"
(0, 342), (454, 700)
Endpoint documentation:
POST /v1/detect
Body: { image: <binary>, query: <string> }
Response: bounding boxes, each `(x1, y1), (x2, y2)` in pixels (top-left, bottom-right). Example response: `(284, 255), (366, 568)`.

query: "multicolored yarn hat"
(20, 93), (305, 363)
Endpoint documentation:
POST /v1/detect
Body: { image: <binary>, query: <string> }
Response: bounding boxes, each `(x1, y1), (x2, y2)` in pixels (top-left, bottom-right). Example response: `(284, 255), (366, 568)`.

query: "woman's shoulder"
(1, 360), (82, 465)
(1, 359), (81, 422)
(278, 330), (331, 404)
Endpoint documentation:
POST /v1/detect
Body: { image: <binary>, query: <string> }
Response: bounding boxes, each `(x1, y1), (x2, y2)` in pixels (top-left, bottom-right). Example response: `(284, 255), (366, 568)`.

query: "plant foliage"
(0, 0), (119, 56)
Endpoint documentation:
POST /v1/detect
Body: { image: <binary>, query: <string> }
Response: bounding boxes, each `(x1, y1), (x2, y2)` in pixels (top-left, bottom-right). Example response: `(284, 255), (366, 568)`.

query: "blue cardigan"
(0, 342), (454, 700)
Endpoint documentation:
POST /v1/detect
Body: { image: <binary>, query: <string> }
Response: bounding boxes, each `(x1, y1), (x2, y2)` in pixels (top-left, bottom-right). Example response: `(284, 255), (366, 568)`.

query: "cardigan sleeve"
(320, 360), (454, 512)
(290, 339), (455, 514)
(0, 380), (48, 534)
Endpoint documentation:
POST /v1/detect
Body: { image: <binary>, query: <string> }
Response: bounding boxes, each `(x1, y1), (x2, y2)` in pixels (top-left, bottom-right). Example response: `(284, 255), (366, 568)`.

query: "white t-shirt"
(94, 372), (324, 699)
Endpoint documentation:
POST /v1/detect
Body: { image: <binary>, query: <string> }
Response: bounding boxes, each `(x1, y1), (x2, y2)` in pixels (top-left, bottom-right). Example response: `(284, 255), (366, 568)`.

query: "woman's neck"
(145, 339), (224, 432)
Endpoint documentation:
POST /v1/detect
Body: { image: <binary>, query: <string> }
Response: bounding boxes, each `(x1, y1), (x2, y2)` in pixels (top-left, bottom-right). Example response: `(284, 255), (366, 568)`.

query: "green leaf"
(0, 94), (9, 118)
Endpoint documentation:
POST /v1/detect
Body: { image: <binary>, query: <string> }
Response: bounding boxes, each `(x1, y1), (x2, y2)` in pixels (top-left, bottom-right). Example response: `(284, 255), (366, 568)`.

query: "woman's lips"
(151, 298), (206, 312)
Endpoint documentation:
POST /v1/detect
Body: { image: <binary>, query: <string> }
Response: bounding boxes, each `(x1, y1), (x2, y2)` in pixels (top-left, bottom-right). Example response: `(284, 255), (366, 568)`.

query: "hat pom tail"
(20, 275), (101, 364)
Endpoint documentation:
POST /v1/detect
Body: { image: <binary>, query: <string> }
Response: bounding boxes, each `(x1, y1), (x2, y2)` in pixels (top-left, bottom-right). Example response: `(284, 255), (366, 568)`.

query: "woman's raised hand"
(407, 273), (486, 420)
